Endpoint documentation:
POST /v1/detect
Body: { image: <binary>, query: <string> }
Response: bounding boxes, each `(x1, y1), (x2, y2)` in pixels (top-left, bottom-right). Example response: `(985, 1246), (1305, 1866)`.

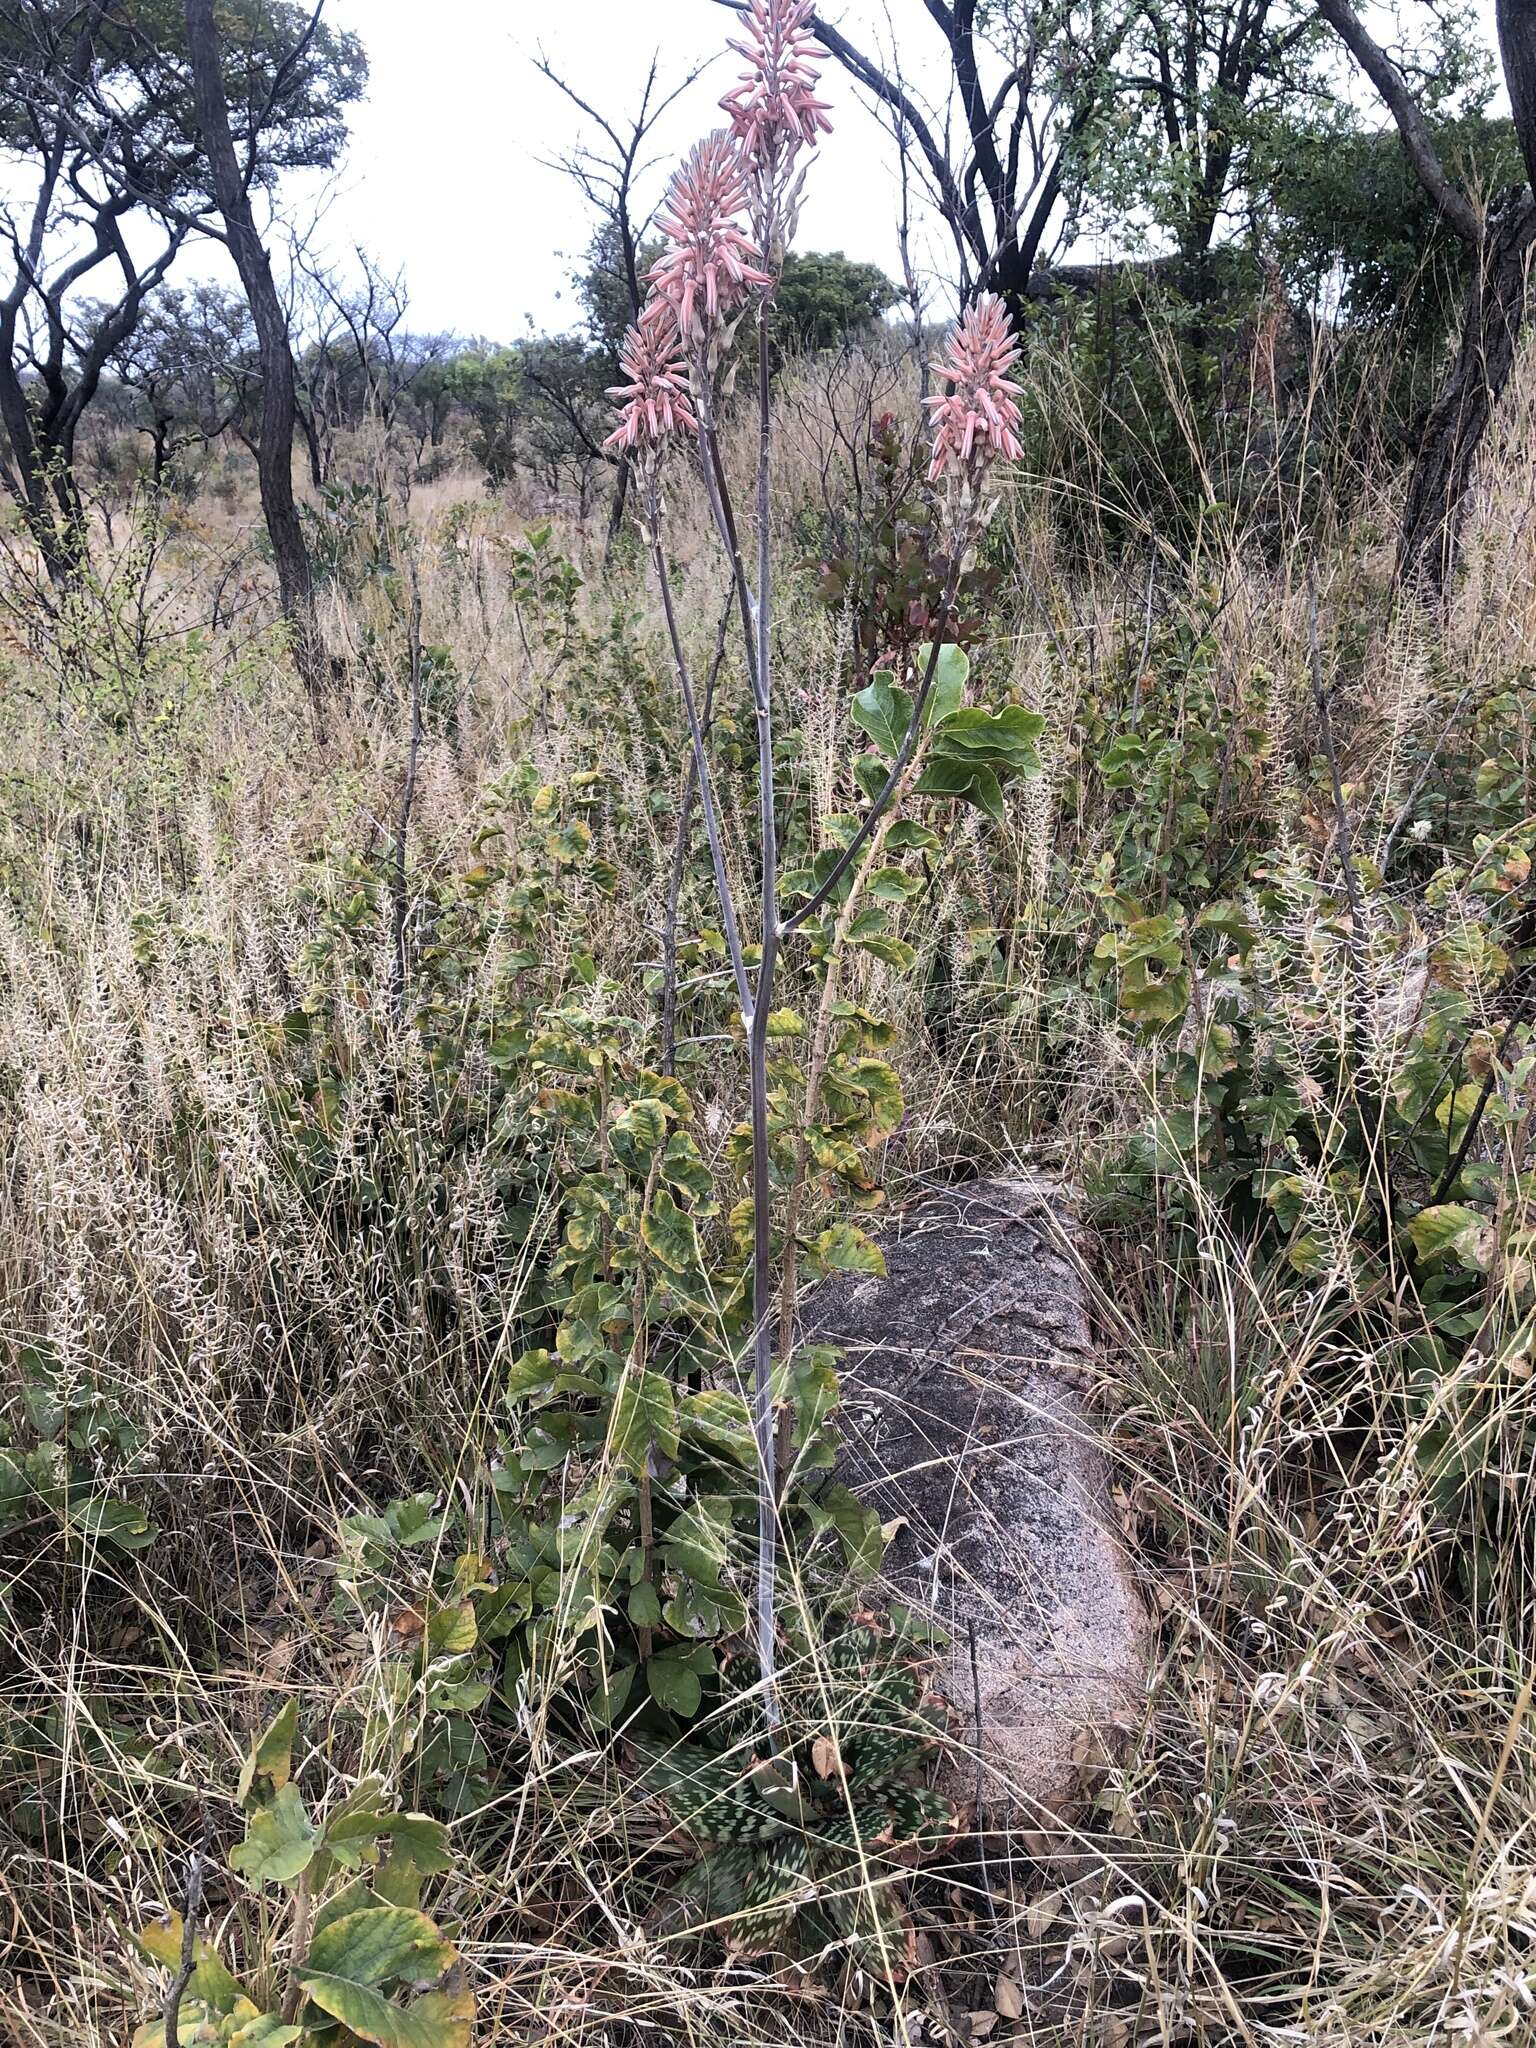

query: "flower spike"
(649, 131), (773, 346)
(605, 297), (697, 454)
(720, 0), (833, 161)
(925, 293), (1025, 484)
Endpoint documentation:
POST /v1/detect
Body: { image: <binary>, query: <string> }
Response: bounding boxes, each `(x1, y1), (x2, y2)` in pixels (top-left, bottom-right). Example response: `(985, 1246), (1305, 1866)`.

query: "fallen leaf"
(811, 1735), (842, 1780)
(388, 1606), (426, 1644)
(993, 1973), (1025, 2020)
(1025, 1887), (1061, 1937)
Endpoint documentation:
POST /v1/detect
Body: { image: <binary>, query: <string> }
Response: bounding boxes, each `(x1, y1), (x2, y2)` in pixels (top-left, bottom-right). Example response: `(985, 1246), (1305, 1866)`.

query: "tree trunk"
(602, 453), (631, 568)
(184, 0), (325, 705)
(0, 329), (84, 592)
(1397, 193), (1536, 596)
(297, 403), (326, 492)
(1498, 0), (1536, 195)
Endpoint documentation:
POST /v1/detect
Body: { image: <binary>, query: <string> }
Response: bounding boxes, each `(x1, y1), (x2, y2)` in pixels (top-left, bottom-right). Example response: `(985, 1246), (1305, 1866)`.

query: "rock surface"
(807, 1175), (1149, 1819)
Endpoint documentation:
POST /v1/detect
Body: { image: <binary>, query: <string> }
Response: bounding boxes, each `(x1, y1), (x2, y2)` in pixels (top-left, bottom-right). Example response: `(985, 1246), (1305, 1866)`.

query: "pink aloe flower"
(605, 298), (697, 454)
(649, 131), (773, 345)
(925, 293), (1026, 484)
(720, 0), (833, 160)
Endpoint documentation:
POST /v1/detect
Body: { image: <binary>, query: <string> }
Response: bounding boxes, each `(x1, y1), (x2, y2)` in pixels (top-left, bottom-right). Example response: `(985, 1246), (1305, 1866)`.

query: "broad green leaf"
(67, 1492), (155, 1550)
(305, 1875), (380, 1945)
(647, 1653), (703, 1717)
(867, 866), (922, 905)
(853, 931), (917, 970)
(926, 704), (1043, 770)
(385, 1814), (453, 1875)
(663, 1577), (748, 1637)
(853, 751), (889, 804)
(372, 1857), (425, 1910)
(781, 1347), (841, 1442)
(659, 1497), (733, 1584)
(637, 1070), (694, 1117)
(1110, 912), (1182, 964)
(320, 1782), (441, 1874)
(612, 1097), (668, 1160)
(679, 1389), (755, 1465)
(641, 1187), (702, 1276)
(237, 1699), (298, 1808)
(885, 818), (942, 851)
(611, 1367), (680, 1470)
(1434, 1083), (1485, 1131)
(229, 1781), (318, 1886)
(228, 2018), (303, 2047)
(296, 1978), (473, 2048)
(426, 1603), (477, 1656)
(1118, 956), (1191, 1025)
(916, 704), (1042, 819)
(661, 1131), (714, 1202)
(590, 1660), (638, 1725)
(815, 1483), (887, 1575)
(917, 641), (969, 727)
(914, 753), (1004, 820)
(506, 1349), (558, 1403)
(847, 1057), (905, 1140)
(136, 1916), (244, 2015)
(545, 821), (591, 865)
(130, 2009), (216, 2048)
(628, 1579), (662, 1629)
(811, 1223), (887, 1277)
(1408, 1203), (1493, 1268)
(851, 672), (913, 759)
(302, 1905), (456, 1989)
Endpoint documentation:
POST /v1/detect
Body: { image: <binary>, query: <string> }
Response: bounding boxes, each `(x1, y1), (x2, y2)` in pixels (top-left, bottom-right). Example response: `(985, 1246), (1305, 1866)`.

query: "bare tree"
(534, 51), (706, 550)
(713, 0), (1127, 318)
(288, 241), (450, 485)
(1315, 0), (1536, 593)
(103, 282), (250, 486)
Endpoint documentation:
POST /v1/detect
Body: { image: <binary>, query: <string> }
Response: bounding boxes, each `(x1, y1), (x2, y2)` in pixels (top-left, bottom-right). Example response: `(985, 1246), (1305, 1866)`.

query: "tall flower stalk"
(614, 6), (1024, 1734)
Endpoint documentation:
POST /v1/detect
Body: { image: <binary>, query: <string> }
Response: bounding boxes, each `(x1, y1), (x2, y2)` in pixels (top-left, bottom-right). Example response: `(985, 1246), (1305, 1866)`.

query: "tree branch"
(1312, 0), (1481, 243)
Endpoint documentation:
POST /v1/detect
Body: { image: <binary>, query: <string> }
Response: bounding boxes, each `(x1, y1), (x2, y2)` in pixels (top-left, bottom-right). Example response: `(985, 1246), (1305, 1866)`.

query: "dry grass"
(2, 335), (1536, 2046)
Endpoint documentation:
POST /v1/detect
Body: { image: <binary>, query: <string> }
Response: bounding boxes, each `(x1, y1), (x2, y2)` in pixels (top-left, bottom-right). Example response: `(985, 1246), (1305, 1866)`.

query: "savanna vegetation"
(3, 1), (1536, 2044)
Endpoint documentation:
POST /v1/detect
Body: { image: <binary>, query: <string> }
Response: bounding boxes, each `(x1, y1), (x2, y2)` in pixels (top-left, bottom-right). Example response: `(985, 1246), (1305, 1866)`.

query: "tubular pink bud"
(720, 0), (833, 162)
(925, 293), (1026, 484)
(648, 131), (773, 346)
(605, 297), (698, 453)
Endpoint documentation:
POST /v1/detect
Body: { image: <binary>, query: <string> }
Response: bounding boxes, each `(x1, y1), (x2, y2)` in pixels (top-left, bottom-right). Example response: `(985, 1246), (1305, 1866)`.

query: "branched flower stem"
(747, 303), (781, 1727)
(661, 588), (733, 1076)
(646, 486), (753, 1021)
(776, 744), (927, 1402)
(781, 556), (967, 938)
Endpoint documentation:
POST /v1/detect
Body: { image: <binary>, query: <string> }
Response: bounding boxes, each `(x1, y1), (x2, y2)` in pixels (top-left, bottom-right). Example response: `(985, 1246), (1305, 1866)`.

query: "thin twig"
(161, 1802), (213, 2048)
(1432, 1017), (1519, 1204)
(647, 487), (753, 1019)
(660, 586), (733, 1075)
(748, 302), (782, 1730)
(389, 549), (425, 1019)
(968, 1620), (1000, 1934)
(1129, 554), (1156, 725)
(1307, 571), (1365, 931)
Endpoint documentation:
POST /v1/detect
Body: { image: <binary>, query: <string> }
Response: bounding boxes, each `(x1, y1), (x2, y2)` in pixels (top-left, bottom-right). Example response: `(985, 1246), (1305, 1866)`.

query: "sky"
(291, 0), (986, 338)
(186, 0), (1512, 342)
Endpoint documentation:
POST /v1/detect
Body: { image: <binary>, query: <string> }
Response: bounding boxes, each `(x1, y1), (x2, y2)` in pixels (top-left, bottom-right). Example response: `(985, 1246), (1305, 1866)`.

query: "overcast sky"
(302, 0), (948, 340)
(271, 0), (1508, 341)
